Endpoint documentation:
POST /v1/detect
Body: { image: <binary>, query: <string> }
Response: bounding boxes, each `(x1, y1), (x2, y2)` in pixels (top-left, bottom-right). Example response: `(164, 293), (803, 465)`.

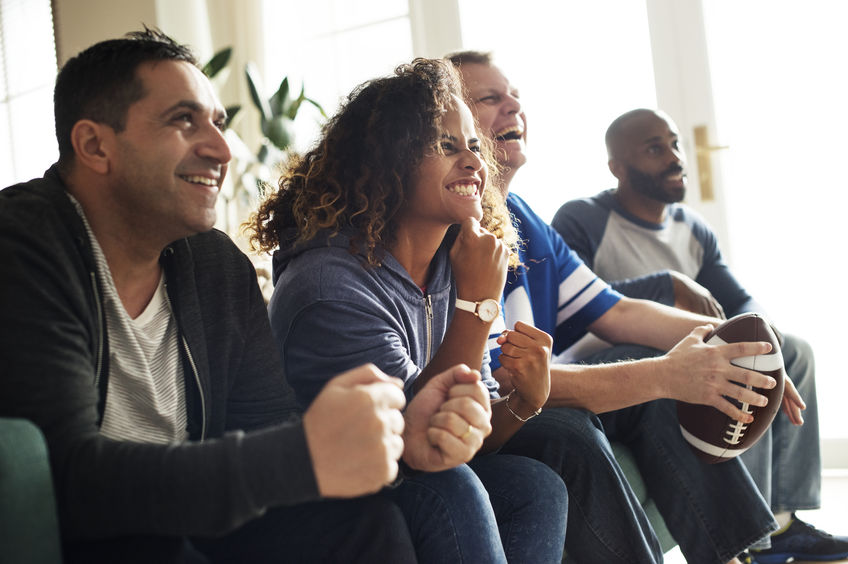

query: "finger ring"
(460, 424), (473, 439)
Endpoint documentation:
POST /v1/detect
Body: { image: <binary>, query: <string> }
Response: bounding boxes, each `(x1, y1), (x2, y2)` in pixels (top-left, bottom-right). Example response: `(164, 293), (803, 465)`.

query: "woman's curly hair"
(247, 57), (518, 266)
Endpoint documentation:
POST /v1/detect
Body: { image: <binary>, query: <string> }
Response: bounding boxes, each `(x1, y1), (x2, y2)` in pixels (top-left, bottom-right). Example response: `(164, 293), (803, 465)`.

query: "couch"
(0, 417), (62, 564)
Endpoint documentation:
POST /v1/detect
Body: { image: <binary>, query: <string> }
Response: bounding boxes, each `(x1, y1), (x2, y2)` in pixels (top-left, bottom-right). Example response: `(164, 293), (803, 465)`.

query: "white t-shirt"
(69, 194), (187, 444)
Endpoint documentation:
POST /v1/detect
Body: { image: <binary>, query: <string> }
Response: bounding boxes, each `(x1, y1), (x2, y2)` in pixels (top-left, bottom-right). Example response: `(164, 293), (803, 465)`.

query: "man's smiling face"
(458, 62), (526, 172)
(107, 60), (231, 240)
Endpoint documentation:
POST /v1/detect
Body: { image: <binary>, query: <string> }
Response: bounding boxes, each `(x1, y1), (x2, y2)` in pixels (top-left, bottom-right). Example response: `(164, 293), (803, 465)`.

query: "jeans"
(386, 454), (568, 564)
(191, 494), (416, 563)
(742, 333), (821, 549)
(500, 344), (778, 564)
(471, 454), (569, 563)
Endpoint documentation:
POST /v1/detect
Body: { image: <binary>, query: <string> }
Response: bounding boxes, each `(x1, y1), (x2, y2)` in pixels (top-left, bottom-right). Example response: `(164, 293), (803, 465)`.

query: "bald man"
(552, 108), (848, 564)
(448, 51), (790, 564)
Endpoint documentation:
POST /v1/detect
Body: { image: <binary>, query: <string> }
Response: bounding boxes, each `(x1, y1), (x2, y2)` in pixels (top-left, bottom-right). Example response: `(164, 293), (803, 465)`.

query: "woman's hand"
(403, 364), (492, 472)
(496, 321), (551, 413)
(450, 217), (509, 302)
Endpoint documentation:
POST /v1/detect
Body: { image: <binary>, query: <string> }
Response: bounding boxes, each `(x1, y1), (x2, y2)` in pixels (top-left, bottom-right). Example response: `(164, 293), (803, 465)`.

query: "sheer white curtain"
(704, 1), (848, 448)
(0, 0), (57, 187)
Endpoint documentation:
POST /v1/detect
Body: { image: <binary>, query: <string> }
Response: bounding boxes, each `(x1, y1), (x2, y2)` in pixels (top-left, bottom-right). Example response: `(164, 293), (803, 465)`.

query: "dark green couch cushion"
(0, 418), (62, 564)
(611, 442), (676, 553)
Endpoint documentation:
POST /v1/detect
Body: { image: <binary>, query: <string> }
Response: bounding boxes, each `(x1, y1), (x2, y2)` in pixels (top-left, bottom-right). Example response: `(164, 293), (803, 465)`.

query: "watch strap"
(454, 298), (478, 314)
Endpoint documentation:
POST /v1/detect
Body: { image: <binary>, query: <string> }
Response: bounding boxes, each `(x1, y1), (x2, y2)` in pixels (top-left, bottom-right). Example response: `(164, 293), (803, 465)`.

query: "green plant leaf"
(270, 77), (291, 117)
(304, 96), (327, 118)
(225, 104), (242, 128)
(257, 143), (270, 164)
(263, 116), (295, 151)
(286, 84), (327, 119)
(286, 85), (305, 120)
(203, 47), (232, 78)
(245, 63), (272, 122)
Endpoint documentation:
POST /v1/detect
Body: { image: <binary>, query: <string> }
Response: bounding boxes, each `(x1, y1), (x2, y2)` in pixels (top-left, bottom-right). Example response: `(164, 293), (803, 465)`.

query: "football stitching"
(724, 407), (751, 445)
(725, 373), (755, 446)
(709, 330), (762, 448)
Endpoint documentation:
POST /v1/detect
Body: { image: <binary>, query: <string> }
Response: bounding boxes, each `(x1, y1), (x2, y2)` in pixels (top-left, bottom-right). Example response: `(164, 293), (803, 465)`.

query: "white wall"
(52, 0), (156, 65)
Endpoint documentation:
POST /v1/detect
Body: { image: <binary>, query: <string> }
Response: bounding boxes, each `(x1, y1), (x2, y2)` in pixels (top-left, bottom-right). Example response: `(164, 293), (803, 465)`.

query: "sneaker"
(739, 549), (793, 563)
(738, 550), (754, 564)
(751, 515), (848, 563)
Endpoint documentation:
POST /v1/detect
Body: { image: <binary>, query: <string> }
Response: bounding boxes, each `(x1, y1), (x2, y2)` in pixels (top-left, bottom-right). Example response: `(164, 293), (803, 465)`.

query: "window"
(703, 0), (848, 447)
(260, 0), (412, 153)
(0, 0), (58, 188)
(458, 0), (657, 221)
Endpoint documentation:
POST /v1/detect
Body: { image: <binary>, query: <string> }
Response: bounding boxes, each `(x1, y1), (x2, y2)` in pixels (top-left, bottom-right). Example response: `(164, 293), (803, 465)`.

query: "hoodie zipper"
(424, 294), (434, 363)
(181, 335), (207, 440)
(162, 279), (207, 441)
(90, 272), (104, 387)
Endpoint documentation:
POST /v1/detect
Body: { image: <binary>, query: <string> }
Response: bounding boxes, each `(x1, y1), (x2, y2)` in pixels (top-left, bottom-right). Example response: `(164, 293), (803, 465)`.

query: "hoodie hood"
(272, 228), (344, 285)
(271, 228), (374, 285)
(271, 227), (453, 299)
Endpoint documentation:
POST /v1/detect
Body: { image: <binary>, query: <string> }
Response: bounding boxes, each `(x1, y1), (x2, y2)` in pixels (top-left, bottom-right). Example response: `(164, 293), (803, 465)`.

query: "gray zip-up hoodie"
(269, 230), (498, 408)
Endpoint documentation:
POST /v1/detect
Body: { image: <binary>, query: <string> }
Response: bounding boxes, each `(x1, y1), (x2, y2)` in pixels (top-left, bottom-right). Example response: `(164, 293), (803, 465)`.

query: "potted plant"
(245, 62), (327, 165)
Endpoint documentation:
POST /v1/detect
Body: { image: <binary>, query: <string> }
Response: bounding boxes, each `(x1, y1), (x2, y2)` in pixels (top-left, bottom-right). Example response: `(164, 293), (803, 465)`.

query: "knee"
(354, 495), (408, 531)
(505, 408), (615, 472)
(531, 461), (569, 515)
(525, 461), (569, 534)
(405, 464), (491, 511)
(485, 456), (569, 528)
(781, 333), (816, 388)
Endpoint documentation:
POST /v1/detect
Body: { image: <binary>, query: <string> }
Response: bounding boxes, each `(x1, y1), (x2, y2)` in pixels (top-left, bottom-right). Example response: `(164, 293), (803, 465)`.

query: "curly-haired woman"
(249, 58), (566, 563)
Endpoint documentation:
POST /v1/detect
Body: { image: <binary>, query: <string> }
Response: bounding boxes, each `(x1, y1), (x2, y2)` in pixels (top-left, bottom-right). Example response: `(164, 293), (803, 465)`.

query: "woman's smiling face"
(404, 95), (487, 228)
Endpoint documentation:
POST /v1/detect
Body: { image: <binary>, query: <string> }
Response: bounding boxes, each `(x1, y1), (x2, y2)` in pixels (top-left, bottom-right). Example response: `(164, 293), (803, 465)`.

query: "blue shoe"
(751, 515), (848, 563)
(739, 549), (793, 563)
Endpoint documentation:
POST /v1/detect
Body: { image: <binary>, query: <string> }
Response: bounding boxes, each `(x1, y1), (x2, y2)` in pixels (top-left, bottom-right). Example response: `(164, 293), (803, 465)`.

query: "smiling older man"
(448, 50), (791, 564)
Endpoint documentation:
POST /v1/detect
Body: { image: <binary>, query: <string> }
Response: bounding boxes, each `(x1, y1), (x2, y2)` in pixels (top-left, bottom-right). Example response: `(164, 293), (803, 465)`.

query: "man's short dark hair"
(54, 27), (198, 166)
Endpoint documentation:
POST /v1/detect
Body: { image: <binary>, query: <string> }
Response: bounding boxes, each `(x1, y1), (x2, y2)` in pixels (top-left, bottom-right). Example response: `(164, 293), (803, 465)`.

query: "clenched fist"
(303, 364), (406, 497)
(450, 217), (509, 302)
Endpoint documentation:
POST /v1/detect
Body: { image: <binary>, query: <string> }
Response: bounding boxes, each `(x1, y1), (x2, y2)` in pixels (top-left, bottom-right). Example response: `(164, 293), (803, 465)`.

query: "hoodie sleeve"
(274, 296), (420, 407)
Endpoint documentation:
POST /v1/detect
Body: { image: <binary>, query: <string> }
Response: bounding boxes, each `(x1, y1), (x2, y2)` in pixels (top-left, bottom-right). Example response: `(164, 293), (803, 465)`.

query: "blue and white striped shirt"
(488, 193), (621, 372)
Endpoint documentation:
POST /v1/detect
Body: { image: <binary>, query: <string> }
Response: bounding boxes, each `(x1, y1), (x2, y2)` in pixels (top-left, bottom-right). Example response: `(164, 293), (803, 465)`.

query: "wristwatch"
(455, 297), (501, 323)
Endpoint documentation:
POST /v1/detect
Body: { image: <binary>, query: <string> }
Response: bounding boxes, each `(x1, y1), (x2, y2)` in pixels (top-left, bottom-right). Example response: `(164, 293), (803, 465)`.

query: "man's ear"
(608, 158), (625, 182)
(70, 120), (112, 175)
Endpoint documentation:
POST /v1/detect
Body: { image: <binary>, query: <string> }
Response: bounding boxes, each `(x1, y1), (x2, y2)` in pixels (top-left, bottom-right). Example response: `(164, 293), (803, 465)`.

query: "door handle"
(693, 125), (729, 202)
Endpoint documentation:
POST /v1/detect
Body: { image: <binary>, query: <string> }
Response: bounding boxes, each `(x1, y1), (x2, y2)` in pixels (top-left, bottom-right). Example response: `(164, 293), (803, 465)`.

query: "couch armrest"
(0, 417), (62, 563)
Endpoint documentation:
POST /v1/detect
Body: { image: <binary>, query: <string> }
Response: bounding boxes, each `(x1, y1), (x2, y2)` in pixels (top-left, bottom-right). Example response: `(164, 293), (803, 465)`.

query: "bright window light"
(0, 0), (58, 187)
(458, 0), (657, 221)
(704, 1), (848, 440)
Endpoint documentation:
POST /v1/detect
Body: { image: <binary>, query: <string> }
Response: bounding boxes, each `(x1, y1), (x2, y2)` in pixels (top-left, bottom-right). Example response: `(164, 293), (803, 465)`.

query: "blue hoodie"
(269, 230), (498, 408)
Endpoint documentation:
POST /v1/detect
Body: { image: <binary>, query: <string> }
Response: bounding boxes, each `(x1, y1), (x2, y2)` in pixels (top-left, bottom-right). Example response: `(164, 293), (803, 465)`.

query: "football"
(677, 313), (786, 464)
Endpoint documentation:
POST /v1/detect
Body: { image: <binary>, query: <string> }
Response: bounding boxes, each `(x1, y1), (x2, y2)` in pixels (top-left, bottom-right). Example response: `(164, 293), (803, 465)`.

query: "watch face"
(478, 299), (500, 322)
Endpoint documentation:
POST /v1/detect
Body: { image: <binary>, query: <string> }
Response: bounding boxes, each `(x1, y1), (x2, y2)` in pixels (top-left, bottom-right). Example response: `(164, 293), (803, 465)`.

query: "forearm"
(414, 312), (492, 391)
(696, 245), (765, 317)
(547, 358), (667, 413)
(591, 297), (718, 351)
(480, 394), (540, 452)
(58, 421), (318, 539)
(611, 271), (675, 306)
